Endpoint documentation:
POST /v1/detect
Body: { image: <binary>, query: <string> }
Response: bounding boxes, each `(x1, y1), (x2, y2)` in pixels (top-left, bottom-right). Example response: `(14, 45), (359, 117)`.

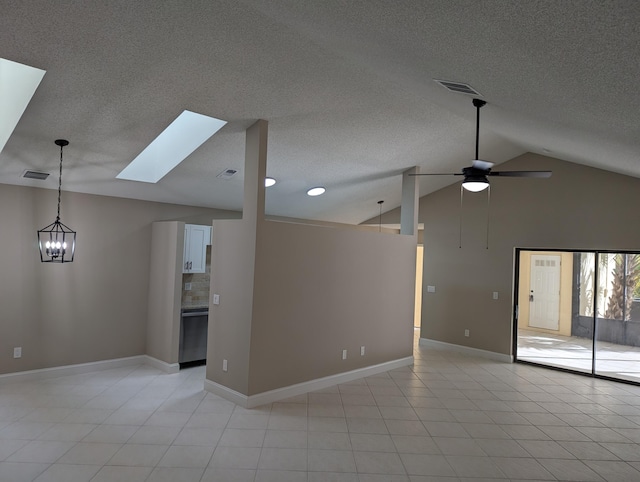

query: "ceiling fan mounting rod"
(472, 98), (486, 160)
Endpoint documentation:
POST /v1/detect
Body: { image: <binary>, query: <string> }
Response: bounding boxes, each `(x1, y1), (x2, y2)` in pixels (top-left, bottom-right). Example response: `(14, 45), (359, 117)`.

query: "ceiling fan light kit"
(462, 179), (489, 192)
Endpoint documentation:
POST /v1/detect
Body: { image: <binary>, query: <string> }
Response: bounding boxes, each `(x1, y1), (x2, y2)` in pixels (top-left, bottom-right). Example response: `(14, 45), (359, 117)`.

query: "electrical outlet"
(213, 294), (220, 305)
(184, 282), (192, 291)
(13, 347), (22, 358)
(464, 329), (470, 337)
(342, 349), (347, 360)
(492, 291), (499, 300)
(222, 359), (228, 372)
(360, 346), (365, 356)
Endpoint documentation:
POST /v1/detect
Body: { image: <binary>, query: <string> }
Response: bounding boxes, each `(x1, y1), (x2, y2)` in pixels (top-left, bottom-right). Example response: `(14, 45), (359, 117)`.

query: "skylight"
(0, 58), (46, 155)
(116, 110), (227, 183)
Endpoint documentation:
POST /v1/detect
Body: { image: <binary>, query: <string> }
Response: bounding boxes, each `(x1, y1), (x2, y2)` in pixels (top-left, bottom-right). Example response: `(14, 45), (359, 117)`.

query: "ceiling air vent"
(216, 168), (238, 180)
(23, 170), (50, 180)
(434, 80), (482, 96)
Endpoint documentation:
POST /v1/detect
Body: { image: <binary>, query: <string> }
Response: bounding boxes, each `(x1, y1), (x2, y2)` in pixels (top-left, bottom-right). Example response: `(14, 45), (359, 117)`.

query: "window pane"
(595, 253), (640, 382)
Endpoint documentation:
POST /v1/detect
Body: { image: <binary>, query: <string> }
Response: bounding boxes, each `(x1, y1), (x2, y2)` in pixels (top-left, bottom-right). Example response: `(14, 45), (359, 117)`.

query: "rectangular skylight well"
(116, 110), (227, 183)
(0, 58), (46, 155)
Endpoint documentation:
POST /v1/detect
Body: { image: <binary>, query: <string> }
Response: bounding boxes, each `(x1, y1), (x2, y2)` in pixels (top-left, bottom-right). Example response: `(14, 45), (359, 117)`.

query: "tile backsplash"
(182, 245), (211, 308)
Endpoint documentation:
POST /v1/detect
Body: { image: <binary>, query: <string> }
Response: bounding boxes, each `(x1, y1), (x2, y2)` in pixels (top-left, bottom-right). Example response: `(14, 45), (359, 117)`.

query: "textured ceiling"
(1, 0), (639, 224)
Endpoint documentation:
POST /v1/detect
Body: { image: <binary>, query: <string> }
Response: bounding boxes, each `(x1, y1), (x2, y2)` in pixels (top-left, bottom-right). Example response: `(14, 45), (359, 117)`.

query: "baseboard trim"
(205, 356), (414, 408)
(143, 356), (180, 374)
(419, 338), (513, 363)
(0, 355), (148, 385)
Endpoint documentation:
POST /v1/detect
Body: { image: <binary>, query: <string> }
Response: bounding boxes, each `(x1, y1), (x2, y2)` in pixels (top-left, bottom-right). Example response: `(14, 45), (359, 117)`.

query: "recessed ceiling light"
(307, 187), (326, 196)
(116, 110), (227, 183)
(265, 177), (276, 187)
(0, 58), (46, 155)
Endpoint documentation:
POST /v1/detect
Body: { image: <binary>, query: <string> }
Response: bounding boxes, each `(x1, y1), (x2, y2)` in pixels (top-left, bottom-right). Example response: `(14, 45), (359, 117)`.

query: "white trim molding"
(143, 356), (180, 374)
(205, 356), (414, 408)
(419, 338), (513, 363)
(0, 355), (181, 385)
(0, 355), (147, 385)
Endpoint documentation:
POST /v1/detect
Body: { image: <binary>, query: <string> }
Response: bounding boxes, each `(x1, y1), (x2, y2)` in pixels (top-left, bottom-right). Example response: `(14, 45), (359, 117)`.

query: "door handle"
(529, 291), (534, 302)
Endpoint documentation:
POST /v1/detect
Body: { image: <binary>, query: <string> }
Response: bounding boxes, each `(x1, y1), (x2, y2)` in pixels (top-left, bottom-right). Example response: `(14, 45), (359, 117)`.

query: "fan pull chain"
(486, 184), (491, 250)
(459, 185), (464, 248)
(459, 184), (491, 249)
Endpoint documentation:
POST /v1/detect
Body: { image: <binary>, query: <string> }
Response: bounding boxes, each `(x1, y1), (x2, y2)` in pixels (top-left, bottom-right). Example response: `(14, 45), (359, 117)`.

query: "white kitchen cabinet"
(183, 224), (211, 273)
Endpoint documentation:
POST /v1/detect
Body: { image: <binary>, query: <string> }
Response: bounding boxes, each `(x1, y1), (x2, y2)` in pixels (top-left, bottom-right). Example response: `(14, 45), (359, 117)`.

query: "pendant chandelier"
(37, 139), (76, 263)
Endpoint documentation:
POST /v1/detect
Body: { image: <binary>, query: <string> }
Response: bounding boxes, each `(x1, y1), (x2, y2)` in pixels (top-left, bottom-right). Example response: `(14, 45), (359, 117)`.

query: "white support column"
(401, 166), (419, 236)
(243, 119), (268, 225)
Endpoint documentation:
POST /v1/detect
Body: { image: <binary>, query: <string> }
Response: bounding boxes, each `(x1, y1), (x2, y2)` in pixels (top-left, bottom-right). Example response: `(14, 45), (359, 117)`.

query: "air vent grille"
(23, 170), (50, 180)
(216, 168), (238, 180)
(434, 80), (482, 96)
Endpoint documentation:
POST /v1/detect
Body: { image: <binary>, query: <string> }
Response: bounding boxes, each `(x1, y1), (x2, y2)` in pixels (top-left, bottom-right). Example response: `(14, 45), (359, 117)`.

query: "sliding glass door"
(515, 249), (640, 384)
(595, 253), (640, 383)
(516, 250), (593, 373)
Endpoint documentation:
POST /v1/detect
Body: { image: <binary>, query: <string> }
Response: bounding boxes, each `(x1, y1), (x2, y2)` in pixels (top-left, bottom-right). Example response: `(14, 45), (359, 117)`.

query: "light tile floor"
(2, 333), (640, 481)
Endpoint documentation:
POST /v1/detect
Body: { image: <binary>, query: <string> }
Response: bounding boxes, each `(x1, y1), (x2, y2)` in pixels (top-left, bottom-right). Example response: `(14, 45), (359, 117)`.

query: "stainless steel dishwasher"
(179, 308), (208, 366)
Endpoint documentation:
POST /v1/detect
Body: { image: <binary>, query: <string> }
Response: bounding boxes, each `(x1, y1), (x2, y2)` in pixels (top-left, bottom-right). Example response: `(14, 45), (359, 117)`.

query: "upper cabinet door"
(183, 224), (211, 273)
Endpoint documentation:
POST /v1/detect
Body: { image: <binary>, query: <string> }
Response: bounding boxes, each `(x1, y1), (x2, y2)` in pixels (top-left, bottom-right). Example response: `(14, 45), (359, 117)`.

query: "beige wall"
(207, 217), (416, 396)
(146, 221), (184, 364)
(207, 220), (257, 394)
(377, 153), (640, 355)
(517, 251), (573, 336)
(0, 183), (237, 375)
(417, 153), (640, 355)
(247, 220), (416, 395)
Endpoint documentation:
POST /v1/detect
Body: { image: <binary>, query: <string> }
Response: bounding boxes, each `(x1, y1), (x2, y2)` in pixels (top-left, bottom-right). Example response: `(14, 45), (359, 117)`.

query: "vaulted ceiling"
(1, 1), (639, 224)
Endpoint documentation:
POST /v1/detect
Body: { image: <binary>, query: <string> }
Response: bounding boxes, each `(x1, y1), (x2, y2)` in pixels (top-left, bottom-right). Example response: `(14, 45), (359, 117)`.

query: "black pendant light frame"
(37, 139), (76, 263)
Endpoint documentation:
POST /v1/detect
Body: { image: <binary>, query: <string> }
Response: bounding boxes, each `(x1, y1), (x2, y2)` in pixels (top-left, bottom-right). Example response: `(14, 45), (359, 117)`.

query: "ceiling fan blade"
(409, 173), (464, 176)
(488, 170), (552, 178)
(471, 160), (494, 171)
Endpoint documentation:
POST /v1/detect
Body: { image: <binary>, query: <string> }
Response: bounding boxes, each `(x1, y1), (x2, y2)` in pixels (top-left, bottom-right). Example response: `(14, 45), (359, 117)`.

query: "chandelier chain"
(57, 143), (63, 220)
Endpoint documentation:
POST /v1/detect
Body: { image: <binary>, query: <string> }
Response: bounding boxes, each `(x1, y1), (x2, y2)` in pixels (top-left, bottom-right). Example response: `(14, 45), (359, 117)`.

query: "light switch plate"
(13, 347), (21, 358)
(213, 294), (220, 305)
(427, 285), (436, 293)
(185, 282), (192, 291)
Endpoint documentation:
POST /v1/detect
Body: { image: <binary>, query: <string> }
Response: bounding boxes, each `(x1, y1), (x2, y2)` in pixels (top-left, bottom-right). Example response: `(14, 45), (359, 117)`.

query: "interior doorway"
(414, 245), (423, 328)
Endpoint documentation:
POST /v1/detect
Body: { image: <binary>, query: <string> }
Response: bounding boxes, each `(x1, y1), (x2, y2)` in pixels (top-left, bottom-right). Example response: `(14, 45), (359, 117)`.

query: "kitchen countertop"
(181, 304), (209, 312)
